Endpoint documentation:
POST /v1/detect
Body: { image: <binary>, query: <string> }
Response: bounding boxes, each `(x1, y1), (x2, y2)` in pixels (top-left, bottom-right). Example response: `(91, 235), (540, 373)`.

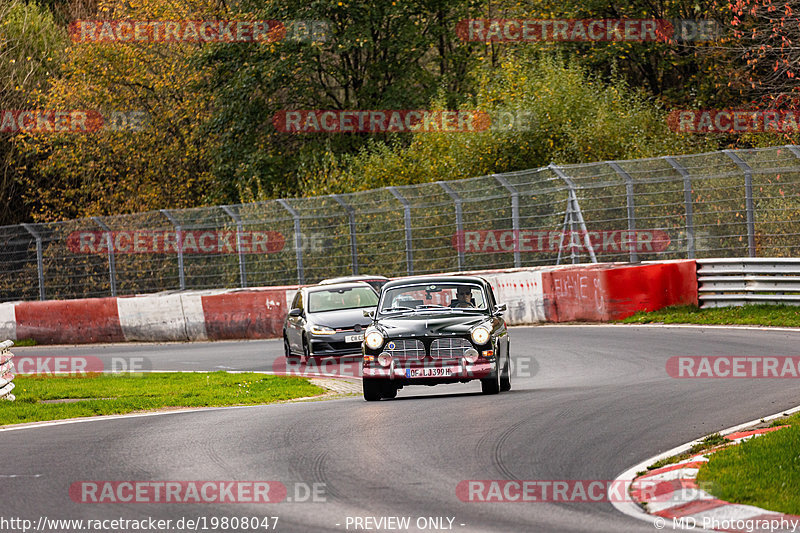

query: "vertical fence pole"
(277, 199), (305, 284)
(160, 209), (185, 290)
(332, 194), (359, 275)
(608, 162), (639, 263)
(388, 187), (414, 275)
(494, 175), (521, 268)
(723, 150), (756, 258)
(20, 223), (45, 301)
(221, 206), (247, 288)
(664, 156), (695, 259)
(438, 182), (464, 272)
(92, 217), (117, 296)
(549, 164), (597, 263)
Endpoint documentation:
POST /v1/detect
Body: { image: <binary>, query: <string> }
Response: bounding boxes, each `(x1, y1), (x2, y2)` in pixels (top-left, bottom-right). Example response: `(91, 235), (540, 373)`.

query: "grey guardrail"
(697, 258), (800, 308)
(0, 340), (15, 401)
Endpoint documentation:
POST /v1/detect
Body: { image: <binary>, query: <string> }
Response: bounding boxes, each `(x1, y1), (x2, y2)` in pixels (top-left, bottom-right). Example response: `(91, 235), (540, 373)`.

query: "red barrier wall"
(201, 290), (288, 340)
(14, 297), (125, 344)
(545, 260), (697, 322)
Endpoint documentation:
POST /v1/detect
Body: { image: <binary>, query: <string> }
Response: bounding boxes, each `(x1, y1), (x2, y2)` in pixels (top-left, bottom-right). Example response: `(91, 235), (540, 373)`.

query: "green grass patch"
(11, 338), (36, 347)
(0, 372), (324, 426)
(697, 422), (800, 514)
(646, 434), (727, 470)
(622, 304), (800, 327)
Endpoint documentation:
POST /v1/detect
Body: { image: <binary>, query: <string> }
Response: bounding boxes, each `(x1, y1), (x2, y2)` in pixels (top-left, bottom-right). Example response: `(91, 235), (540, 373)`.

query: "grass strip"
(622, 304), (800, 327)
(697, 412), (800, 514)
(0, 372), (324, 426)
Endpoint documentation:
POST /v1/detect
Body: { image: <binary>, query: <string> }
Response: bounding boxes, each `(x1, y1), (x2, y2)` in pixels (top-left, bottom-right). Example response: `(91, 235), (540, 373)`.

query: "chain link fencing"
(3, 144), (800, 303)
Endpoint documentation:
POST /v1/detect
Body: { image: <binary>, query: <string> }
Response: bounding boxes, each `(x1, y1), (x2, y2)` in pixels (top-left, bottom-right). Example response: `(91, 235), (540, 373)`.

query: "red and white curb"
(612, 406), (800, 531)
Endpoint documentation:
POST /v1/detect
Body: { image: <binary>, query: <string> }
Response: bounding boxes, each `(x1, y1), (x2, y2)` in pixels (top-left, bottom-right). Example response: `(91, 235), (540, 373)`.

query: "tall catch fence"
(3, 144), (800, 302)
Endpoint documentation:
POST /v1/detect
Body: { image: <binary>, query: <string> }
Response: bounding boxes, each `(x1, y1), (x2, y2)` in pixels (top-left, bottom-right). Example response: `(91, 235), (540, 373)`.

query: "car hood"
(310, 308), (373, 329)
(375, 312), (488, 337)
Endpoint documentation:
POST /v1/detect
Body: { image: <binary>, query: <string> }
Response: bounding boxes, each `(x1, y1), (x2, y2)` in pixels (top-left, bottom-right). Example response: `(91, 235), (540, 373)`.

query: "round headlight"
(464, 348), (479, 364)
(471, 326), (490, 345)
(365, 331), (385, 350)
(377, 352), (393, 367)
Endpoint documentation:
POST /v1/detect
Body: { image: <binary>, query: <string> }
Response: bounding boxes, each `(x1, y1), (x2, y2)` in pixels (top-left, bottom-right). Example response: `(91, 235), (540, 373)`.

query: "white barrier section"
(484, 271), (547, 325)
(0, 303), (16, 341)
(179, 293), (210, 341)
(117, 294), (189, 341)
(0, 340), (15, 401)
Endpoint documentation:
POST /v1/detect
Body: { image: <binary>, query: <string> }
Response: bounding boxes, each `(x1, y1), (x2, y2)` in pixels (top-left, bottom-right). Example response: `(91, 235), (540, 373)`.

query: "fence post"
(494, 175), (521, 268)
(221, 206), (247, 288)
(388, 187), (414, 275)
(723, 150), (756, 258)
(92, 217), (117, 296)
(160, 209), (185, 290)
(277, 199), (305, 284)
(438, 182), (464, 272)
(549, 164), (597, 263)
(20, 223), (45, 301)
(608, 162), (639, 263)
(664, 156), (695, 259)
(332, 194), (359, 275)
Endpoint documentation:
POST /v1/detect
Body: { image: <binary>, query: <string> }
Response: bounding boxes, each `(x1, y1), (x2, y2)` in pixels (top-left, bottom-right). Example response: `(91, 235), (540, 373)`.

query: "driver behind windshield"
(451, 287), (475, 308)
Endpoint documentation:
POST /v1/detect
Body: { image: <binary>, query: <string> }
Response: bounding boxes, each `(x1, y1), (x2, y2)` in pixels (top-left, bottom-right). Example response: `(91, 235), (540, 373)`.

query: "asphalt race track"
(4, 325), (800, 532)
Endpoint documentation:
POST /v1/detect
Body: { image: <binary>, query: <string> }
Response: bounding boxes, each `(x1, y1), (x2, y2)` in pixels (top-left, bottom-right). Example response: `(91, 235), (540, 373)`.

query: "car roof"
(319, 275), (389, 284)
(380, 275), (489, 290)
(305, 281), (378, 293)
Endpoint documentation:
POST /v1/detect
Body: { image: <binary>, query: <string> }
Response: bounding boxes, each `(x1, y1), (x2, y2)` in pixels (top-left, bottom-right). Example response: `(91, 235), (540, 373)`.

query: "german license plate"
(405, 367), (455, 378)
(345, 334), (364, 343)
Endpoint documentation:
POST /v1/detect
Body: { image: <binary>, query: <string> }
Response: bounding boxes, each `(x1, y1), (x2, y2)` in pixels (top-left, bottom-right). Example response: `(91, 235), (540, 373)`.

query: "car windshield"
(379, 283), (487, 314)
(307, 286), (379, 313)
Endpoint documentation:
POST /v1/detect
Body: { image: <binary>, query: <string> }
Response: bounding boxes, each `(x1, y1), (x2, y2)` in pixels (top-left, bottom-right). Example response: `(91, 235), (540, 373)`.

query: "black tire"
(284, 335), (299, 362)
(381, 383), (398, 399)
(302, 337), (315, 366)
(363, 378), (383, 401)
(481, 366), (501, 395)
(500, 353), (511, 392)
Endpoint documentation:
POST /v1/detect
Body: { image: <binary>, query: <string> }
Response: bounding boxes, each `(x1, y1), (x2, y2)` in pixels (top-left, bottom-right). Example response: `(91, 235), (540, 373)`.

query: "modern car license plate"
(405, 367), (455, 378)
(345, 334), (364, 343)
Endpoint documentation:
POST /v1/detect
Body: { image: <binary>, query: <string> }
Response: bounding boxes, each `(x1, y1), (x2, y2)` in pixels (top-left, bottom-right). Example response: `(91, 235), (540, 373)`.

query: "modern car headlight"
(310, 325), (336, 335)
(365, 331), (385, 350)
(471, 326), (491, 345)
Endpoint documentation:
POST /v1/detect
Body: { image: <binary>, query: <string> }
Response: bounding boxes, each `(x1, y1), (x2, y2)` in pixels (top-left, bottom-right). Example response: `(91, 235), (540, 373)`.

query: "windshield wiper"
(381, 305), (414, 313)
(415, 304), (449, 309)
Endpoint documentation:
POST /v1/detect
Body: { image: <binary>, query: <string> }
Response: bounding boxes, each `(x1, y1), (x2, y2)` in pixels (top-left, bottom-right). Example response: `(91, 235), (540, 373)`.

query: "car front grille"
(430, 338), (472, 359)
(385, 339), (425, 360)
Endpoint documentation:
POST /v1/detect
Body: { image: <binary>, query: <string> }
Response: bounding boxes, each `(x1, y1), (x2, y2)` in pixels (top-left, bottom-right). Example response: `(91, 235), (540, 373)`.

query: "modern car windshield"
(380, 283), (487, 313)
(307, 286), (378, 313)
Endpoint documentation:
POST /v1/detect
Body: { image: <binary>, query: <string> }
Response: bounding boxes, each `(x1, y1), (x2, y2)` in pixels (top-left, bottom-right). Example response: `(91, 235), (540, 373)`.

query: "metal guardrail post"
(388, 187), (414, 275)
(0, 340), (15, 401)
(664, 156), (695, 259)
(549, 164), (598, 263)
(332, 194), (359, 275)
(608, 162), (639, 263)
(277, 199), (305, 284)
(92, 217), (117, 296)
(160, 209), (185, 290)
(494, 175), (521, 268)
(724, 150), (756, 258)
(20, 223), (45, 301)
(438, 182), (464, 272)
(221, 206), (247, 288)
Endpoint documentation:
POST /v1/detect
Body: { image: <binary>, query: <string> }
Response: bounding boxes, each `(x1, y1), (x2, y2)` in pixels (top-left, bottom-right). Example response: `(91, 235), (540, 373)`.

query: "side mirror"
(288, 308), (303, 317)
(363, 310), (375, 318)
(493, 304), (507, 315)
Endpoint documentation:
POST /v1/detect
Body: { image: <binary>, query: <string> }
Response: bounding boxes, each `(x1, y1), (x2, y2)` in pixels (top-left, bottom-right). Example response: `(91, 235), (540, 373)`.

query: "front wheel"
(500, 353), (511, 392)
(481, 365), (501, 395)
(284, 335), (299, 362)
(363, 378), (383, 401)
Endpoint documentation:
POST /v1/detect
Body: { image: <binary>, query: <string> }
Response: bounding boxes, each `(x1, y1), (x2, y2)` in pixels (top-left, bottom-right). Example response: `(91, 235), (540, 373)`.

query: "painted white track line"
(611, 403), (800, 530)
